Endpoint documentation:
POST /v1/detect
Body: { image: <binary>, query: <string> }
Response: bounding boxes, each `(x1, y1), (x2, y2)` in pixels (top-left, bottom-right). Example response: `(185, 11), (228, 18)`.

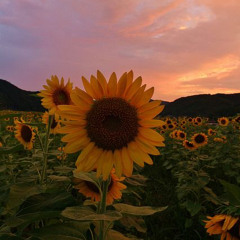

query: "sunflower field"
(1, 71), (240, 240)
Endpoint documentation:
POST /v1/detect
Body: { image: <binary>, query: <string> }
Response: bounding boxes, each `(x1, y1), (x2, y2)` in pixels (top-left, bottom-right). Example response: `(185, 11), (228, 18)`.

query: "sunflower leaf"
(62, 206), (122, 221)
(113, 204), (167, 216)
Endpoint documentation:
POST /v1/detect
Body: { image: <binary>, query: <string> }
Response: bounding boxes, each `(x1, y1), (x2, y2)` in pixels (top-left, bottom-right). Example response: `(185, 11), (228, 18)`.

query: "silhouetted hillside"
(162, 93), (240, 118)
(1, 79), (240, 117)
(0, 79), (44, 111)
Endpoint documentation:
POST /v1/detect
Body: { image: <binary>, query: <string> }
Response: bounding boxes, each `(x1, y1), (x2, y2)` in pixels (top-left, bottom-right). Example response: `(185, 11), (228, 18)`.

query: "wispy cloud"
(0, 0), (239, 101)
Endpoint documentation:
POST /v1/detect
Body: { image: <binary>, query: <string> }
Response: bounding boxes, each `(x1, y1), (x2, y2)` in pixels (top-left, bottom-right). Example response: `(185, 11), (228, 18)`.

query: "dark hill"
(0, 79), (44, 112)
(162, 93), (240, 118)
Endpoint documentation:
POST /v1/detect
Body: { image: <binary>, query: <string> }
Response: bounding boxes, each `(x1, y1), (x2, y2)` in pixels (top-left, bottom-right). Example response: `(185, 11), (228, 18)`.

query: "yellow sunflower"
(192, 133), (208, 147)
(0, 142), (2, 148)
(42, 112), (60, 134)
(194, 117), (202, 125)
(218, 117), (229, 126)
(38, 75), (73, 114)
(57, 70), (165, 179)
(15, 121), (35, 150)
(183, 140), (197, 150)
(74, 169), (126, 205)
(177, 130), (186, 140)
(187, 117), (193, 123)
(167, 123), (175, 130)
(204, 214), (240, 240)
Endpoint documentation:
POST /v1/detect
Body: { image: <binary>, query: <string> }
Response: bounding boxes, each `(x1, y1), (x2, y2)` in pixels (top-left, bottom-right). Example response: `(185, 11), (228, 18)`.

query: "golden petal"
(127, 142), (144, 167)
(70, 92), (91, 111)
(135, 137), (160, 155)
(102, 151), (114, 180)
(136, 87), (154, 107)
(82, 76), (96, 98)
(139, 119), (165, 128)
(113, 149), (123, 178)
(75, 142), (95, 166)
(116, 72), (127, 97)
(129, 84), (146, 107)
(107, 72), (117, 97)
(90, 75), (103, 99)
(138, 100), (162, 113)
(64, 137), (89, 153)
(97, 70), (108, 96)
(75, 87), (93, 104)
(121, 147), (133, 177)
(61, 129), (87, 142)
(125, 76), (142, 100)
(138, 105), (164, 119)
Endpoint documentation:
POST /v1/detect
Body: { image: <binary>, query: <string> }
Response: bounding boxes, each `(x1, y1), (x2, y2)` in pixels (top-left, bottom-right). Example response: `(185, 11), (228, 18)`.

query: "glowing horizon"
(0, 0), (240, 101)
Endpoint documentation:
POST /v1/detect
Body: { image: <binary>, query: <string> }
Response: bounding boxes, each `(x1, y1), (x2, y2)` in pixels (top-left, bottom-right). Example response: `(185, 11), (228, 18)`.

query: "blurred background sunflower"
(38, 75), (73, 114)
(15, 120), (35, 150)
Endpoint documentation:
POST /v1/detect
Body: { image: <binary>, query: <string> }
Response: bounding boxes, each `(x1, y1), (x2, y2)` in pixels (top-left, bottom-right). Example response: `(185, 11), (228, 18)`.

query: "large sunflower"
(74, 170), (126, 205)
(192, 133), (208, 147)
(15, 120), (35, 150)
(38, 75), (73, 114)
(205, 214), (240, 240)
(57, 71), (165, 179)
(42, 112), (60, 134)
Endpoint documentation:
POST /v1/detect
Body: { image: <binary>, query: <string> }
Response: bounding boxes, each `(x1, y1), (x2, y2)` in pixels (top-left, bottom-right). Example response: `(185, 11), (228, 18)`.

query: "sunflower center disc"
(86, 97), (139, 151)
(21, 125), (32, 142)
(53, 89), (70, 105)
(195, 135), (205, 143)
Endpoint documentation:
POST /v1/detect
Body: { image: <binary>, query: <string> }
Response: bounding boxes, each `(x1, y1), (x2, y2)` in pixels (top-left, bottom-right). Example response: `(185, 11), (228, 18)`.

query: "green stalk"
(40, 114), (53, 185)
(99, 179), (109, 240)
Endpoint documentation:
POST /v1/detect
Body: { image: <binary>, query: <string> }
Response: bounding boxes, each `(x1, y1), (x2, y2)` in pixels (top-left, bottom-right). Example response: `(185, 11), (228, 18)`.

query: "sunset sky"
(0, 0), (240, 101)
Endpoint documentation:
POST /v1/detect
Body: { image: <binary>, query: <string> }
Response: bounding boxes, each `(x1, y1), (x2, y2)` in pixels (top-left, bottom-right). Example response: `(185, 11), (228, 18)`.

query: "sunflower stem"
(99, 179), (109, 240)
(40, 114), (53, 185)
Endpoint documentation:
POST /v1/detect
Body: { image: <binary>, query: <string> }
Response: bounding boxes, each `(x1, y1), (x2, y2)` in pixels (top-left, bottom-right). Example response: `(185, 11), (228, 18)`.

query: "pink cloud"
(0, 0), (239, 101)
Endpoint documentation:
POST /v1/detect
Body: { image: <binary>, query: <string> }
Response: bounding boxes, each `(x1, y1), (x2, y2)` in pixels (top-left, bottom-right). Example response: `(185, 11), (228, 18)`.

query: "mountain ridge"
(1, 79), (240, 117)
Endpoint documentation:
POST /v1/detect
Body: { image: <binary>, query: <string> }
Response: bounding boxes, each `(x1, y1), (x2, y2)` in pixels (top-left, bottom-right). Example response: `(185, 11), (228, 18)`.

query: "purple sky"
(0, 0), (240, 101)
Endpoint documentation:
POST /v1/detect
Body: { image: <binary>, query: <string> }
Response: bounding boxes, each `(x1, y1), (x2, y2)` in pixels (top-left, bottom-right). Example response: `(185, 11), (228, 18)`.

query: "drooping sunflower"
(74, 170), (126, 205)
(183, 140), (197, 150)
(38, 75), (73, 114)
(234, 116), (240, 124)
(192, 133), (208, 147)
(208, 128), (216, 136)
(15, 120), (36, 150)
(57, 70), (165, 179)
(204, 214), (240, 240)
(218, 117), (229, 126)
(42, 112), (60, 134)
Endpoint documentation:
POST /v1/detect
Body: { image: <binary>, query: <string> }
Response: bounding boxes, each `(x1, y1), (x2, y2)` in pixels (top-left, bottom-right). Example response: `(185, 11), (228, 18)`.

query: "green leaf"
(220, 179), (240, 205)
(30, 221), (89, 240)
(62, 206), (122, 221)
(113, 204), (167, 216)
(183, 200), (201, 216)
(6, 211), (61, 228)
(5, 184), (43, 212)
(0, 144), (23, 154)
